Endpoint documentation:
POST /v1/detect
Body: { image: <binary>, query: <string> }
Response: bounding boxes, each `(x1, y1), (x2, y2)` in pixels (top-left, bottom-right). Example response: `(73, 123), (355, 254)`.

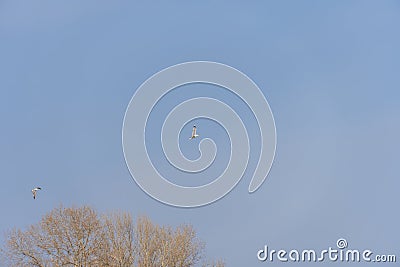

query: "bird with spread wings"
(189, 125), (199, 140)
(31, 187), (41, 200)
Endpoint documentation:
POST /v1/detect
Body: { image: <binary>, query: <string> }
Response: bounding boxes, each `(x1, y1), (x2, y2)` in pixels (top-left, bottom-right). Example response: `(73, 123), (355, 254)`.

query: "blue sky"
(1, 1), (399, 266)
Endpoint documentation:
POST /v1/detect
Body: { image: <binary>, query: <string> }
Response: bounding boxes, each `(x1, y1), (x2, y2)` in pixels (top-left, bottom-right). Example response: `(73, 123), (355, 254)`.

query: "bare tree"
(2, 206), (104, 267)
(1, 206), (225, 267)
(134, 216), (203, 267)
(100, 212), (135, 266)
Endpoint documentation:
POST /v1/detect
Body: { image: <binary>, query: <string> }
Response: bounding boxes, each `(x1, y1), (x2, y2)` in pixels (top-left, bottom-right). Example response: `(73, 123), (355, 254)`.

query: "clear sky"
(1, 1), (399, 266)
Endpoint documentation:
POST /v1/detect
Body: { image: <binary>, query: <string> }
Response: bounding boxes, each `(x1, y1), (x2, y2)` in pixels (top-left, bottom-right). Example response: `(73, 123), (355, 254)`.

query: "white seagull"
(189, 125), (199, 140)
(31, 187), (42, 200)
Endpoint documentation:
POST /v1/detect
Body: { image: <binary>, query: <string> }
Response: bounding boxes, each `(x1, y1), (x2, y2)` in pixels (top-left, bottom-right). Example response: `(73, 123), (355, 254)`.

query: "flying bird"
(189, 125), (199, 140)
(31, 187), (41, 200)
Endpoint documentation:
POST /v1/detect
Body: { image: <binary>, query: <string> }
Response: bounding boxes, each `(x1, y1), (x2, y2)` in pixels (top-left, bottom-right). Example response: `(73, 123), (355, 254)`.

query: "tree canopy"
(1, 206), (225, 267)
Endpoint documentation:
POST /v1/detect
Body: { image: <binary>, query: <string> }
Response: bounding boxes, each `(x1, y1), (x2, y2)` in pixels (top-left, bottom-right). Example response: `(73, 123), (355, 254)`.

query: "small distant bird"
(31, 187), (41, 200)
(189, 125), (199, 140)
